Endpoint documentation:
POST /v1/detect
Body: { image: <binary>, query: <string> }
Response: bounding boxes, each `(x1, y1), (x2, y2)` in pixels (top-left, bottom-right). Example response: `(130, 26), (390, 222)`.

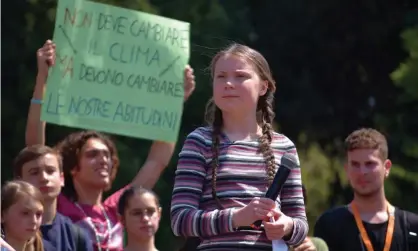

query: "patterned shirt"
(58, 187), (128, 251)
(171, 127), (308, 251)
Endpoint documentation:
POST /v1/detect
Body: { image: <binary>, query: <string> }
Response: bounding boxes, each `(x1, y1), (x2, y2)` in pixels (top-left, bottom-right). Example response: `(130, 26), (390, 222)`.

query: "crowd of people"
(1, 40), (417, 251)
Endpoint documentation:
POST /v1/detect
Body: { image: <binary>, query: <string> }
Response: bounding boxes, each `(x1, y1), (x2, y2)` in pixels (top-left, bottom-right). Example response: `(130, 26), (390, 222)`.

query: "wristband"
(31, 98), (43, 104)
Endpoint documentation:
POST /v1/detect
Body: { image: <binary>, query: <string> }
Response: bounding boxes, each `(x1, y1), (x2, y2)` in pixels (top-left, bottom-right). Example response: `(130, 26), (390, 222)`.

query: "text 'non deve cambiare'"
(63, 8), (189, 50)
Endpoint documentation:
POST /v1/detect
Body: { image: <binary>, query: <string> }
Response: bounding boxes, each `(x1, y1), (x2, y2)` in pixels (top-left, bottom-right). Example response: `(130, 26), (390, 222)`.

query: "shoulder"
(54, 212), (74, 224)
(55, 213), (92, 242)
(46, 215), (92, 251)
(186, 126), (212, 141)
(316, 206), (351, 226)
(396, 208), (418, 230)
(51, 213), (77, 235)
(271, 132), (297, 150)
(53, 213), (87, 236)
(404, 209), (418, 222)
(182, 127), (212, 150)
(56, 212), (91, 233)
(271, 133), (300, 164)
(42, 240), (56, 251)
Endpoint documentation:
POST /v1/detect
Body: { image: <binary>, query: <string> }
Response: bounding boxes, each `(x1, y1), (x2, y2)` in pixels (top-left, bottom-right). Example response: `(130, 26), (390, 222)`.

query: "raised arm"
(170, 129), (236, 237)
(130, 65), (196, 189)
(25, 40), (56, 146)
(279, 144), (309, 246)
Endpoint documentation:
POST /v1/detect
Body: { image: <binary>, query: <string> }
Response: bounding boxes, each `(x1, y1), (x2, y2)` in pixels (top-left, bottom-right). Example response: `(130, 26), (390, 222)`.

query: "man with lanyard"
(314, 128), (418, 251)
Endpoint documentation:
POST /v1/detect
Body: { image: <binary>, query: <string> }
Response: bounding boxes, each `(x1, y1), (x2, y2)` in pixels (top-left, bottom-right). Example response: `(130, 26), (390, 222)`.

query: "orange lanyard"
(351, 201), (395, 251)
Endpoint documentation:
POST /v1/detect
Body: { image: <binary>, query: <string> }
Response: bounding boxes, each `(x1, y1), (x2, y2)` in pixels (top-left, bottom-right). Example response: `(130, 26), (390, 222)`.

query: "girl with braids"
(1, 181), (50, 251)
(171, 43), (308, 250)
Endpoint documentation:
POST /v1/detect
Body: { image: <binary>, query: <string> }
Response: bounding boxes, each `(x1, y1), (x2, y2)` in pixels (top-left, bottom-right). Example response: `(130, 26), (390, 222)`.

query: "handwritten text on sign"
(41, 0), (190, 142)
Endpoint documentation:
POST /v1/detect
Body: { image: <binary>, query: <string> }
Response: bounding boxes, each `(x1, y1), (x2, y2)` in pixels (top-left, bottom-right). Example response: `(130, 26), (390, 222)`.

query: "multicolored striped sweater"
(171, 127), (308, 251)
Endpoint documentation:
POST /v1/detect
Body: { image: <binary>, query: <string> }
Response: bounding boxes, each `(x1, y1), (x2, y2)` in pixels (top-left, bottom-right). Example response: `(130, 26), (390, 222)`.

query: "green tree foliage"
(391, 26), (418, 98)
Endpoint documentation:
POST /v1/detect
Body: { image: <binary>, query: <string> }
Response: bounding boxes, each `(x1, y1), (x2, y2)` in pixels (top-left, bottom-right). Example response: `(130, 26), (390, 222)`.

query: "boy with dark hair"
(314, 128), (418, 251)
(13, 145), (93, 251)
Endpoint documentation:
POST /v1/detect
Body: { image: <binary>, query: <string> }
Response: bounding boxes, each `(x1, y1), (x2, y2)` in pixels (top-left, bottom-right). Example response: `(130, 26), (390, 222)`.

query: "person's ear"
(383, 159), (392, 178)
(60, 172), (64, 187)
(259, 81), (268, 96)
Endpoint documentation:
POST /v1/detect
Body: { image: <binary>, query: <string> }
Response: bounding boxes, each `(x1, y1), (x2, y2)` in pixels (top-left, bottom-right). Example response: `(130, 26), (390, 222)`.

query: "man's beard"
(352, 186), (382, 199)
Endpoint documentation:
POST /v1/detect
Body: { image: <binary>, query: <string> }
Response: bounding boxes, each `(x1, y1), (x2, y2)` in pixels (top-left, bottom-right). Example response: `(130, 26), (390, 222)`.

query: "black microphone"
(251, 152), (298, 229)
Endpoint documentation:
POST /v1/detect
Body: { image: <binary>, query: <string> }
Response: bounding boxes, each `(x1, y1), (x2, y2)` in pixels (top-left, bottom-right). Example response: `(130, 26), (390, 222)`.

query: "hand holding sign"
(37, 40), (56, 78)
(264, 209), (294, 240)
(183, 65), (195, 101)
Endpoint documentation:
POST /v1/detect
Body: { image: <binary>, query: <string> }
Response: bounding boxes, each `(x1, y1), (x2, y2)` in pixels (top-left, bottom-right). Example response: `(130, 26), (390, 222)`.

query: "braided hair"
(205, 43), (277, 208)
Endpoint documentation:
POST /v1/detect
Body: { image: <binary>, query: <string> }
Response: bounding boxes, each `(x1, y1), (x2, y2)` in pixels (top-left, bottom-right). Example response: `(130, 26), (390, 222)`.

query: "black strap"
(403, 210), (409, 251)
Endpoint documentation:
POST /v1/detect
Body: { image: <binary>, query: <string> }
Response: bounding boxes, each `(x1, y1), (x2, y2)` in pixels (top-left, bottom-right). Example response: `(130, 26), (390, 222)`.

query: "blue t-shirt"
(41, 213), (93, 251)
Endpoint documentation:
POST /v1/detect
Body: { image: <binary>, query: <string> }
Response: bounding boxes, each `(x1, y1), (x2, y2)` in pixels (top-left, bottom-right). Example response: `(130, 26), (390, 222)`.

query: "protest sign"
(41, 0), (190, 142)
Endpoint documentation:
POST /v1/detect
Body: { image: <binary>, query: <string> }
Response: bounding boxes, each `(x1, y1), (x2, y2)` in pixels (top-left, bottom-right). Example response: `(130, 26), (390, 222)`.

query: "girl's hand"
(263, 209), (294, 240)
(232, 197), (276, 227)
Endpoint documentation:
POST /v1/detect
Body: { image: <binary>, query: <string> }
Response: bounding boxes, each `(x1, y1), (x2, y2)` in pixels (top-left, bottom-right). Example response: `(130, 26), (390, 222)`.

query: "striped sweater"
(171, 127), (308, 251)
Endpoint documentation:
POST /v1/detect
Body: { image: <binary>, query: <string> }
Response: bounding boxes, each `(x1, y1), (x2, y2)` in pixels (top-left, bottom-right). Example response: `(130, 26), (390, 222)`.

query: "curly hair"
(344, 128), (388, 160)
(54, 130), (120, 201)
(205, 43), (277, 208)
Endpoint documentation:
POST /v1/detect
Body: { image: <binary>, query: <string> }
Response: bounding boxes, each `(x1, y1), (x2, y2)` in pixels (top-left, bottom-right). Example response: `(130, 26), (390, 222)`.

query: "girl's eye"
(30, 170), (39, 176)
(132, 208), (157, 217)
(236, 73), (250, 78)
